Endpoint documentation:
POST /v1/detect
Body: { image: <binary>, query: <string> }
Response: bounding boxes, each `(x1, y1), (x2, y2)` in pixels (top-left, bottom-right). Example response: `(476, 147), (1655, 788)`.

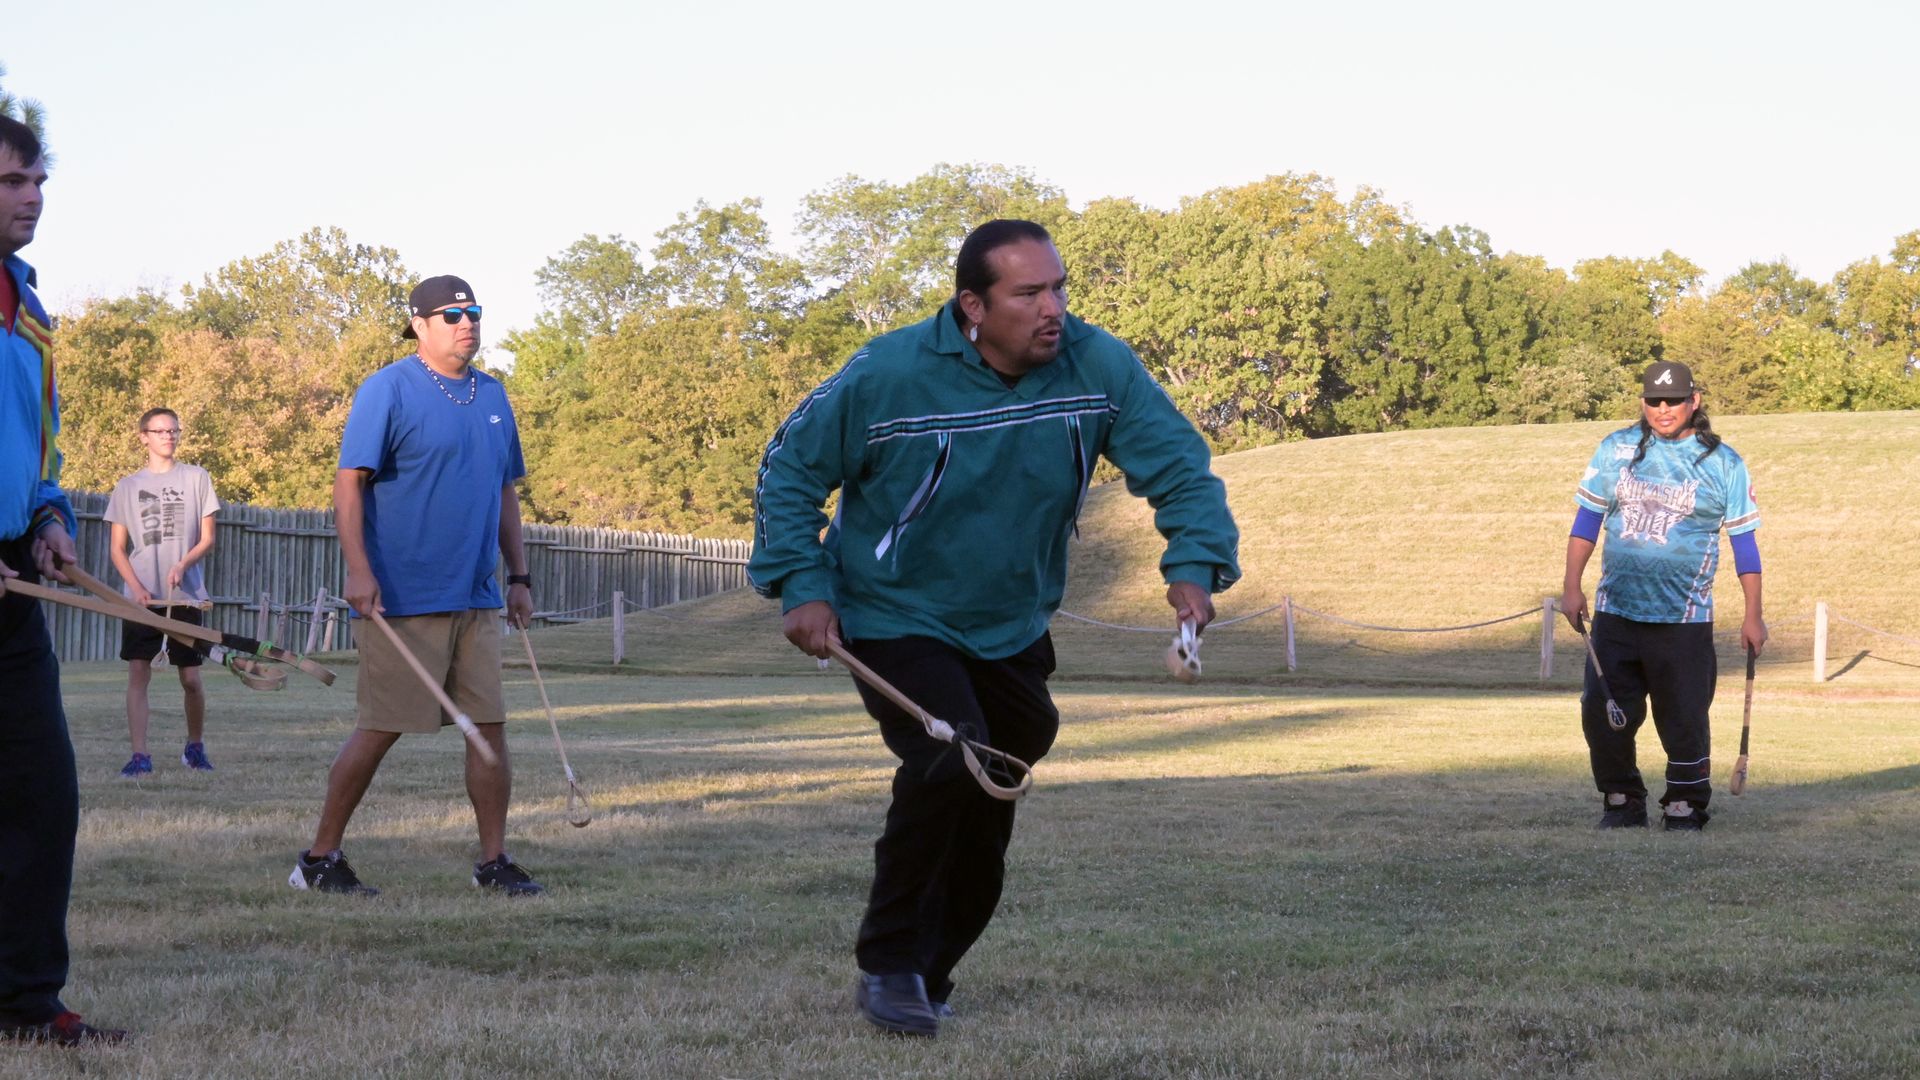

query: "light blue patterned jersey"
(1575, 426), (1760, 624)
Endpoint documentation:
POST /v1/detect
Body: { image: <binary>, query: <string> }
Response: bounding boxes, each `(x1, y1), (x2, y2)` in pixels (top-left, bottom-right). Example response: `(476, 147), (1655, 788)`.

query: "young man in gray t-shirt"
(103, 408), (222, 777)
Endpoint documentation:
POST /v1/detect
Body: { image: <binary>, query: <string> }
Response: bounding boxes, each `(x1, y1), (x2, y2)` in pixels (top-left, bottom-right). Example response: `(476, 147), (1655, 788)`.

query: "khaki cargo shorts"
(355, 609), (505, 733)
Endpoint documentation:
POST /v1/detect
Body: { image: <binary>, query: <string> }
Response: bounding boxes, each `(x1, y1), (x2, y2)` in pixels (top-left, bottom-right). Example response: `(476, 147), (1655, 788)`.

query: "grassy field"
(11, 410), (1918, 1076)
(8, 652), (1918, 1078)
(519, 410), (1920, 688)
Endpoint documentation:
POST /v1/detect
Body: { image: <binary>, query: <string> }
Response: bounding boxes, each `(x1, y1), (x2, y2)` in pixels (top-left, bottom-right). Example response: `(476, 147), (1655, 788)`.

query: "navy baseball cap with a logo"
(1641, 361), (1695, 397)
(403, 275), (477, 338)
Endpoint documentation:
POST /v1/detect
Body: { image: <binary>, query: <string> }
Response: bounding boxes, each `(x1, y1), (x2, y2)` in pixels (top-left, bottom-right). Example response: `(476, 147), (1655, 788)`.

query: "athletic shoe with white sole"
(181, 742), (214, 771)
(289, 849), (380, 895)
(1663, 801), (1710, 831)
(473, 854), (544, 896)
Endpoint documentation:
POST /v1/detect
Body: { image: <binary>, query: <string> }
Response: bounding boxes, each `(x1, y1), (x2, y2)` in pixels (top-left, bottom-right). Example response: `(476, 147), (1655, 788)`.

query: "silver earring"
(968, 324), (978, 343)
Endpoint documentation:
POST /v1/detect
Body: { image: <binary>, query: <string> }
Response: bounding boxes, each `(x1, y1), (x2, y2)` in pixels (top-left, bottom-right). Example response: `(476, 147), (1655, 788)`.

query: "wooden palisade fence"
(39, 492), (750, 663)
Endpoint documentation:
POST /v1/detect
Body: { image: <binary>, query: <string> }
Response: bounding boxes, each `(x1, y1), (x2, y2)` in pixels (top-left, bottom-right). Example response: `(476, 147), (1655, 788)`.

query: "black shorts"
(120, 606), (206, 666)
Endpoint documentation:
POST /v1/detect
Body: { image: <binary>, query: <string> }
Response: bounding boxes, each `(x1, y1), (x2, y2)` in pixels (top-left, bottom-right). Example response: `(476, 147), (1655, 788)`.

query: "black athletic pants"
(1582, 611), (1716, 810)
(0, 536), (79, 1026)
(847, 633), (1059, 1005)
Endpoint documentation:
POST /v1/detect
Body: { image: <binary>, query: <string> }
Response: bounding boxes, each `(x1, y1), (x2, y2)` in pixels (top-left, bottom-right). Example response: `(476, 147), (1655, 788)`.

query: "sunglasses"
(423, 305), (483, 325)
(1643, 396), (1690, 408)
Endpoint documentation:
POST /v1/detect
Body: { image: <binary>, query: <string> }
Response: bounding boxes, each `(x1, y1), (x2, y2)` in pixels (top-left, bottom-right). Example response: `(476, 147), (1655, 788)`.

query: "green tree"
(532, 233), (652, 339)
(1058, 195), (1322, 447)
(797, 163), (1069, 335)
(1319, 226), (1541, 432)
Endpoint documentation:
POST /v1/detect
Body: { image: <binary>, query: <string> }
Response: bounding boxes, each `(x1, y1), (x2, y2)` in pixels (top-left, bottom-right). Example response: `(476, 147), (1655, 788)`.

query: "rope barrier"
(1055, 601), (1542, 635)
(533, 599), (614, 619)
(1291, 603), (1543, 634)
(1831, 613), (1920, 650)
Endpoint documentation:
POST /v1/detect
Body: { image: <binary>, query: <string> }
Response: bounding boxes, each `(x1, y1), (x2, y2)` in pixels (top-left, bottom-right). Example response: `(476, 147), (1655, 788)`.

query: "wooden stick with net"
(517, 627), (591, 827)
(826, 640), (1033, 801)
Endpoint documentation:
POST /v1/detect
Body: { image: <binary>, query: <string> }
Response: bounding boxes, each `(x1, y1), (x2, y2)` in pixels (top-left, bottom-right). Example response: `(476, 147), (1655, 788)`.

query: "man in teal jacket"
(750, 219), (1239, 1037)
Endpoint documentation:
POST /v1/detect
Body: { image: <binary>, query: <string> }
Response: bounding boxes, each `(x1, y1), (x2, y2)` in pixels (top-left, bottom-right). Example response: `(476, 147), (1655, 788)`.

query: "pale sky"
(8, 0), (1916, 351)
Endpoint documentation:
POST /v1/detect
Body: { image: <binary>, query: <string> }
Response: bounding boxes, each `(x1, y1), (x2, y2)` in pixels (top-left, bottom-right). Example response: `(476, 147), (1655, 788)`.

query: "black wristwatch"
(507, 574), (532, 588)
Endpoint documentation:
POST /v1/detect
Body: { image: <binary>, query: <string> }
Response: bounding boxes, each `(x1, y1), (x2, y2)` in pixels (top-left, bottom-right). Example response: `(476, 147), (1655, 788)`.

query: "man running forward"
(750, 219), (1240, 1037)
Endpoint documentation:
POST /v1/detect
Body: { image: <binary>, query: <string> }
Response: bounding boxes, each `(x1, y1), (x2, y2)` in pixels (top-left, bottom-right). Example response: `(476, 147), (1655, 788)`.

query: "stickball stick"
(1572, 613), (1629, 731)
(826, 640), (1033, 801)
(3, 575), (333, 685)
(517, 628), (591, 827)
(62, 562), (286, 690)
(1729, 644), (1756, 795)
(153, 586), (177, 669)
(365, 609), (499, 766)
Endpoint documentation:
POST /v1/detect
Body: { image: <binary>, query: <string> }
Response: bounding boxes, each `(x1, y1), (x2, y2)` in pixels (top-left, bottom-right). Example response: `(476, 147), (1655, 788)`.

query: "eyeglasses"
(142, 427), (183, 437)
(423, 305), (483, 325)
(1642, 397), (1689, 408)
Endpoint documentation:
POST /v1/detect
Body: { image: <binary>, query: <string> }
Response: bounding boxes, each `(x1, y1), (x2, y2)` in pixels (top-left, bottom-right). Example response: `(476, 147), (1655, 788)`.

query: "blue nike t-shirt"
(339, 356), (525, 617)
(1574, 426), (1760, 624)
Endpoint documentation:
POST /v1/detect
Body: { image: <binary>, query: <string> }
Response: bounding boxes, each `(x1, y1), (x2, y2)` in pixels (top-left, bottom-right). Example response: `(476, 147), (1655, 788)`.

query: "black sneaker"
(473, 854), (544, 896)
(1663, 802), (1711, 831)
(0, 1010), (129, 1047)
(1597, 794), (1648, 829)
(289, 849), (380, 896)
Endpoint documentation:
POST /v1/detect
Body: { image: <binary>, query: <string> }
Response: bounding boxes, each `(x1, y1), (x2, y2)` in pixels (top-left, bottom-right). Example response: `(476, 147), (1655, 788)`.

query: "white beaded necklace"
(418, 355), (477, 405)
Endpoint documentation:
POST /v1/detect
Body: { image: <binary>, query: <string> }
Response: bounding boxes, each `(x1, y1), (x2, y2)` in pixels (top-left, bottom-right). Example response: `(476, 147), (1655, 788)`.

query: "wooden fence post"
(1539, 597), (1556, 680)
(322, 608), (338, 653)
(612, 589), (626, 666)
(1283, 595), (1296, 673)
(304, 588), (328, 655)
(256, 592), (272, 642)
(1813, 601), (1828, 682)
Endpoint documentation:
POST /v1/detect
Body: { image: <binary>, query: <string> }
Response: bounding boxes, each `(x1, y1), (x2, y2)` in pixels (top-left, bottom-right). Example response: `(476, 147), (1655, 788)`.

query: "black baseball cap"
(1641, 361), (1695, 397)
(402, 275), (478, 339)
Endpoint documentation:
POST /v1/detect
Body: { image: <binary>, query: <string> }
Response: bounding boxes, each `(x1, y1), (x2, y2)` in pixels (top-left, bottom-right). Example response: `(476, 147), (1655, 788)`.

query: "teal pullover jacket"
(749, 302), (1240, 659)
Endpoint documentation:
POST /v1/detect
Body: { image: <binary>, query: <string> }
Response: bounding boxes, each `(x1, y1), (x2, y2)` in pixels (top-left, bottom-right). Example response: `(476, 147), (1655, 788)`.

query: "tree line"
(48, 166), (1920, 535)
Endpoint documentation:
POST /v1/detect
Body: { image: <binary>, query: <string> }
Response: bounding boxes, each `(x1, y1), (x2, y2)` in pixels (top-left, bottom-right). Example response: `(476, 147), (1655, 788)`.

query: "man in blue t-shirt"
(289, 275), (541, 897)
(1562, 361), (1766, 831)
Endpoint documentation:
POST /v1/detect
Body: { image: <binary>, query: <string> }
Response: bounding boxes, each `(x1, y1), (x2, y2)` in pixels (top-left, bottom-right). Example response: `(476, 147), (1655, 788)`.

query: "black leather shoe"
(855, 973), (937, 1037)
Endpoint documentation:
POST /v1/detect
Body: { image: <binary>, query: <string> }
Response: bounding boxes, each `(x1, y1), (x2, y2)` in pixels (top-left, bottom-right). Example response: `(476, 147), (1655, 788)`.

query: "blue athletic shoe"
(119, 753), (153, 778)
(181, 742), (214, 771)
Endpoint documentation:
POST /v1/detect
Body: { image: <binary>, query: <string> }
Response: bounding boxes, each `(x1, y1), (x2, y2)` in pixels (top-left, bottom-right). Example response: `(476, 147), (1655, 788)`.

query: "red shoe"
(0, 1011), (129, 1047)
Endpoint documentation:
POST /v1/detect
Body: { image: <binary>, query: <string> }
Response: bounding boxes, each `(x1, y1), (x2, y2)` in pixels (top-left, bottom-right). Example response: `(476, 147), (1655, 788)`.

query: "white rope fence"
(219, 585), (1914, 682)
(1057, 597), (1914, 683)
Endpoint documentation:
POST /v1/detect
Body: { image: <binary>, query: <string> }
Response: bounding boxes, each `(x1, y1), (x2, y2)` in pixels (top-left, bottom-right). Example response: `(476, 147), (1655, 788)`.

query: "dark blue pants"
(847, 633), (1059, 1005)
(1582, 612), (1716, 810)
(0, 537), (78, 1026)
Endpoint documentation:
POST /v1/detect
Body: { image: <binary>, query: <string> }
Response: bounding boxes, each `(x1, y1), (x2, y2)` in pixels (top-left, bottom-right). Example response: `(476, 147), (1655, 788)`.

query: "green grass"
(9, 658), (1919, 1078)
(520, 411), (1920, 690)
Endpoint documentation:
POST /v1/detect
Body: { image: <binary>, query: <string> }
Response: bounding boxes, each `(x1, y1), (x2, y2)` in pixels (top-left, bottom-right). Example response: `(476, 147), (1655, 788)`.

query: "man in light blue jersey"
(1561, 361), (1766, 831)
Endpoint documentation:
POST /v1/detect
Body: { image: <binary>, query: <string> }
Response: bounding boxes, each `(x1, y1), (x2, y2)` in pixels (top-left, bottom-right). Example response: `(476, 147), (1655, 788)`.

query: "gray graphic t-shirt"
(104, 463), (222, 603)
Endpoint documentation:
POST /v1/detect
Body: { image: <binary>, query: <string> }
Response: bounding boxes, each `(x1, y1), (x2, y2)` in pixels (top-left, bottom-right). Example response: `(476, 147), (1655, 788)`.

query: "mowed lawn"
(7, 657), (1917, 1079)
